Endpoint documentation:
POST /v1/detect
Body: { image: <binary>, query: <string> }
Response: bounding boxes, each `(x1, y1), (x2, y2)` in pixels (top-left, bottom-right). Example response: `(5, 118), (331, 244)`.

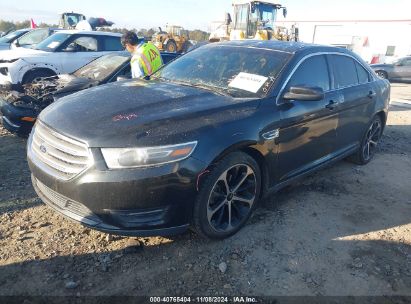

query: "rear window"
(331, 55), (359, 88)
(286, 55), (330, 91)
(355, 62), (370, 84)
(103, 36), (123, 51)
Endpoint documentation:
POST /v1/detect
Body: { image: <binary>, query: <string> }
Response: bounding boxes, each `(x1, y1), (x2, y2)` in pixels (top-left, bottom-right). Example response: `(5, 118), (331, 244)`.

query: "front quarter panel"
(191, 98), (281, 188)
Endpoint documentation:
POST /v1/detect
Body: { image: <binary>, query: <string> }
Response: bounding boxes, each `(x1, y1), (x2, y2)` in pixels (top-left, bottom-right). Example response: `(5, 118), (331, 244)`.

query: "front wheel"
(23, 70), (56, 84)
(165, 40), (177, 53)
(375, 70), (388, 80)
(193, 152), (261, 239)
(349, 115), (383, 165)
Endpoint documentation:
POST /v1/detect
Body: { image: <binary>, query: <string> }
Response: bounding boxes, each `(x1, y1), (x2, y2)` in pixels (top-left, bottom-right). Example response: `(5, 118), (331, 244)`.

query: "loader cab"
(59, 12), (87, 29)
(232, 1), (285, 38)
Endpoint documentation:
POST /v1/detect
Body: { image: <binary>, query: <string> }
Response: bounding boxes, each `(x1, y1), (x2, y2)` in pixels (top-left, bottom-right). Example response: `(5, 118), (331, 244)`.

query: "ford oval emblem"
(39, 144), (47, 153)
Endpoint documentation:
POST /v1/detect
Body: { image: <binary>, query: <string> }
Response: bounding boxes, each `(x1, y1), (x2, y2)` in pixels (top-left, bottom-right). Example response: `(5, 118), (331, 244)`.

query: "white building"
(278, 20), (411, 63)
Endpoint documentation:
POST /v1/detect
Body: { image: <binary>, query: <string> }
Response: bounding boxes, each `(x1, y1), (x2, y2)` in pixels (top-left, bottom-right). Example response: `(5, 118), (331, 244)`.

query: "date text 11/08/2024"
(149, 296), (258, 303)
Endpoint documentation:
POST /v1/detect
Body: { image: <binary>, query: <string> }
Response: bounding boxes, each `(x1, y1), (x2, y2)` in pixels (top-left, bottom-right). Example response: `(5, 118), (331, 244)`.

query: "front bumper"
(28, 135), (207, 236)
(0, 102), (36, 135)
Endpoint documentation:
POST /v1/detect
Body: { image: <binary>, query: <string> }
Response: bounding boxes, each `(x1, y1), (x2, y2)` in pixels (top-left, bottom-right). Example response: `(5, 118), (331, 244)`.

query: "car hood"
(0, 43), (11, 50)
(0, 47), (47, 61)
(39, 79), (260, 147)
(55, 74), (97, 95)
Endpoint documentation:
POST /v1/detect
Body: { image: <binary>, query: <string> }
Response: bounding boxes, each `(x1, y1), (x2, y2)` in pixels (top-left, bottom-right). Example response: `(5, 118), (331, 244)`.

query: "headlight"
(101, 141), (197, 169)
(0, 58), (18, 64)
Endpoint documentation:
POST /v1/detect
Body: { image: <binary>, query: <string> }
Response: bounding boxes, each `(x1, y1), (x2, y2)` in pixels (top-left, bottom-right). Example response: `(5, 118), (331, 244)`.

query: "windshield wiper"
(188, 83), (230, 97)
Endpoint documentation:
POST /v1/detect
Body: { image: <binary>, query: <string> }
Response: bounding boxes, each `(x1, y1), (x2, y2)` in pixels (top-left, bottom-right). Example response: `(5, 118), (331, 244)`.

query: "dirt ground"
(0, 83), (410, 297)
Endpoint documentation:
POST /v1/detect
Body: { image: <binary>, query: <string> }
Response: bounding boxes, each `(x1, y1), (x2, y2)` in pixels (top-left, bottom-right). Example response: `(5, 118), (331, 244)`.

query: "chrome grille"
(30, 121), (91, 180)
(33, 176), (101, 226)
(35, 178), (92, 217)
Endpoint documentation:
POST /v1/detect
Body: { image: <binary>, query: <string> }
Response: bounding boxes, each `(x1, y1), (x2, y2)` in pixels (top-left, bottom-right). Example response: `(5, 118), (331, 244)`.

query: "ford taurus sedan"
(27, 41), (390, 239)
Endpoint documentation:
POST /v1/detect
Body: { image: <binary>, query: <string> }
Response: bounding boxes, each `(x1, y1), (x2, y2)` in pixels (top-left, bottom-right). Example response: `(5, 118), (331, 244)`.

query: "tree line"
(0, 19), (210, 42)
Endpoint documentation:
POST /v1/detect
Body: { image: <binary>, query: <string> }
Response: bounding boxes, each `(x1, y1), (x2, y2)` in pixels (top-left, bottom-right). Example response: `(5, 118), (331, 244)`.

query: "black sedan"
(27, 41), (390, 239)
(0, 51), (179, 135)
(371, 56), (411, 81)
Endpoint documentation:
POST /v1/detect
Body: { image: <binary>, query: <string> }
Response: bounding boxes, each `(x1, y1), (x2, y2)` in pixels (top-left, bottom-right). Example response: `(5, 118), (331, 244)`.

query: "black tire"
(23, 70), (56, 85)
(193, 152), (261, 239)
(375, 70), (388, 80)
(348, 115), (383, 165)
(165, 40), (177, 53)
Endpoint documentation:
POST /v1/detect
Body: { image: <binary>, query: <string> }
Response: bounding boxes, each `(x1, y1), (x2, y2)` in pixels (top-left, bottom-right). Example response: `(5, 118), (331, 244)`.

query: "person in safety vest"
(121, 31), (163, 78)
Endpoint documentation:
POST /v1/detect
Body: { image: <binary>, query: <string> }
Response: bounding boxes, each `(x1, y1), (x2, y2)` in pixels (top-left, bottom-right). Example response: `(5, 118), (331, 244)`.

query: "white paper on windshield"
(47, 41), (60, 49)
(228, 72), (268, 93)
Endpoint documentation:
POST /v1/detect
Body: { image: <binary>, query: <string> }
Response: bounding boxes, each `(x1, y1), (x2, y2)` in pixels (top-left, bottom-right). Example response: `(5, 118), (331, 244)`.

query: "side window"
(355, 62), (370, 84)
(287, 55), (330, 91)
(103, 36), (123, 51)
(403, 58), (411, 66)
(331, 55), (359, 88)
(64, 36), (98, 52)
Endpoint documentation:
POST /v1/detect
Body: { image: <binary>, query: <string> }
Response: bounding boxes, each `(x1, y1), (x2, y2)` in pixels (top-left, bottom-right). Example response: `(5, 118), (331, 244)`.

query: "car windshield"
(0, 29), (28, 43)
(73, 53), (130, 81)
(35, 33), (71, 52)
(153, 45), (290, 98)
(17, 29), (50, 46)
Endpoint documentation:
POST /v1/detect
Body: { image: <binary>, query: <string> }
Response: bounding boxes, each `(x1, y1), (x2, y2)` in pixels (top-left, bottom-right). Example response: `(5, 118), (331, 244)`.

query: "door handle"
(368, 91), (376, 98)
(325, 100), (337, 110)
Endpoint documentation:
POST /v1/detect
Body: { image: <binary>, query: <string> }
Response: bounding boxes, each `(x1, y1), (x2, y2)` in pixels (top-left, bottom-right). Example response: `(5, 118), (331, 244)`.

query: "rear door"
(277, 54), (339, 182)
(329, 54), (375, 152)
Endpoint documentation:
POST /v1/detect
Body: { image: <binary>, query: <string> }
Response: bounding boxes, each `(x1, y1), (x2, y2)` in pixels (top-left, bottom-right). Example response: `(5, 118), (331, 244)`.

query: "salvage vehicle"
(371, 56), (411, 81)
(0, 30), (123, 87)
(0, 51), (180, 135)
(10, 28), (63, 50)
(0, 28), (31, 50)
(27, 41), (390, 239)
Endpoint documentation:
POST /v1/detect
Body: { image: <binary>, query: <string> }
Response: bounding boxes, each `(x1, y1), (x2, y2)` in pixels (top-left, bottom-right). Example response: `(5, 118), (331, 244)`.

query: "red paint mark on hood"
(112, 113), (138, 122)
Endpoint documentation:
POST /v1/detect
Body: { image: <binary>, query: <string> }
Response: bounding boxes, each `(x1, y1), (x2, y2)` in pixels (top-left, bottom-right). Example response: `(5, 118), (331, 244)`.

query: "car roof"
(55, 30), (122, 37)
(213, 40), (351, 55)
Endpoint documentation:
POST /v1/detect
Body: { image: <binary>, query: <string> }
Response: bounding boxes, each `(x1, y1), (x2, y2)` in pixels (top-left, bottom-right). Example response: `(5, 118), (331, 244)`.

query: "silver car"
(371, 56), (411, 81)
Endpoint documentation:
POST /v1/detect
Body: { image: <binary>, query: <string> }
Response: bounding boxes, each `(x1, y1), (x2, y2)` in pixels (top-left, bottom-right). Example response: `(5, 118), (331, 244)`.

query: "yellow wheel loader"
(152, 26), (191, 53)
(209, 0), (299, 42)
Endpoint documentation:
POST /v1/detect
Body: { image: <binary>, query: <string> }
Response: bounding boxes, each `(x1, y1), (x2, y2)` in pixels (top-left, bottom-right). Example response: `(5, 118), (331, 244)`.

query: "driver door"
(58, 35), (102, 74)
(277, 55), (339, 182)
(392, 58), (411, 80)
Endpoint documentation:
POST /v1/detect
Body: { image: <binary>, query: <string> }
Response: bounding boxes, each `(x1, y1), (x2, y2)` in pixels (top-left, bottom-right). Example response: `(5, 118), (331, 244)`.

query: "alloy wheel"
(362, 118), (382, 161)
(207, 164), (257, 233)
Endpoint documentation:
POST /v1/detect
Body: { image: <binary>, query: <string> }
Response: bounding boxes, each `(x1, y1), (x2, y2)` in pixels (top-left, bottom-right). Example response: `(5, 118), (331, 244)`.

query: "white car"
(0, 30), (123, 86)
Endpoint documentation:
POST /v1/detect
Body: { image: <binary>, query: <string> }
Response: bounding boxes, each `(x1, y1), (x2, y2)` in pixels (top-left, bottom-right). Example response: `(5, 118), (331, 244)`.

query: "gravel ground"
(0, 83), (410, 297)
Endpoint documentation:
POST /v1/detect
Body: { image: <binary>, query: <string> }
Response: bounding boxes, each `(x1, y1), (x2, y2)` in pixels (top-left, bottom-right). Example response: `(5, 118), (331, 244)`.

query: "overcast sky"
(0, 0), (410, 31)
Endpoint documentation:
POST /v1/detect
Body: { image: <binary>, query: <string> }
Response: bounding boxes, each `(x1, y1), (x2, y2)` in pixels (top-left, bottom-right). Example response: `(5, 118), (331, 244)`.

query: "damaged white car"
(0, 30), (123, 86)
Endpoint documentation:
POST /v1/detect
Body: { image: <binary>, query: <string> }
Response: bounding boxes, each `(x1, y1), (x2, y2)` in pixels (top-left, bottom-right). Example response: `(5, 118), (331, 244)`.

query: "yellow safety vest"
(131, 42), (163, 76)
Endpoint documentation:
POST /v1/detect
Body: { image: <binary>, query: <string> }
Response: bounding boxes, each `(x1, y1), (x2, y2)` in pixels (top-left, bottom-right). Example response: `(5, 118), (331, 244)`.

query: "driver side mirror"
(283, 86), (324, 101)
(64, 45), (77, 52)
(283, 8), (288, 18)
(394, 61), (403, 66)
(225, 13), (232, 26)
(13, 40), (20, 48)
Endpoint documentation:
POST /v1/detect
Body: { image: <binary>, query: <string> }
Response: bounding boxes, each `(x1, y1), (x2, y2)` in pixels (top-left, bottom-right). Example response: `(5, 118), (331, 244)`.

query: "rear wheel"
(348, 115), (383, 165)
(193, 152), (261, 239)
